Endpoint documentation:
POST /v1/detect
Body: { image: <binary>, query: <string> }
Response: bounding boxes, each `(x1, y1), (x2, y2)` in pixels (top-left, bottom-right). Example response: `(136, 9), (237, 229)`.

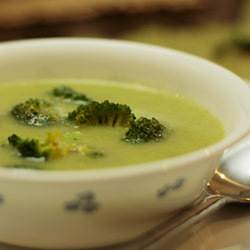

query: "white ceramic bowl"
(0, 38), (250, 249)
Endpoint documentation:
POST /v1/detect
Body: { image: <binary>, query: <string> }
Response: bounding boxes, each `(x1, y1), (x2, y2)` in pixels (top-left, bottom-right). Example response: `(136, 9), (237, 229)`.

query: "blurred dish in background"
(0, 0), (242, 31)
(0, 0), (216, 28)
(0, 0), (249, 79)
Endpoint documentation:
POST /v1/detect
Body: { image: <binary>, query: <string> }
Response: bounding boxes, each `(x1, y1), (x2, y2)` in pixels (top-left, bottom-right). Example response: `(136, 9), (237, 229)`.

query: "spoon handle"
(134, 193), (229, 250)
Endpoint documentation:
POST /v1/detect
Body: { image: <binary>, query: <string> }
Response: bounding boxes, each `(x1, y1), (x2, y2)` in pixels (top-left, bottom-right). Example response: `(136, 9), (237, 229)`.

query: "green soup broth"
(0, 80), (224, 170)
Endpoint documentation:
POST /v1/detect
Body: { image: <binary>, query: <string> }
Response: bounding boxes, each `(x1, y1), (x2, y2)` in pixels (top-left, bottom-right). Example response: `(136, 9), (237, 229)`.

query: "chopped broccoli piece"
(87, 151), (104, 159)
(8, 134), (49, 159)
(68, 100), (136, 127)
(11, 98), (58, 126)
(52, 86), (92, 103)
(7, 134), (20, 147)
(124, 117), (165, 143)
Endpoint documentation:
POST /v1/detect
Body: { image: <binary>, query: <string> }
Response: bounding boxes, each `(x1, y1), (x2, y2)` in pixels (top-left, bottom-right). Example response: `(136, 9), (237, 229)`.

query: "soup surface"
(0, 80), (224, 170)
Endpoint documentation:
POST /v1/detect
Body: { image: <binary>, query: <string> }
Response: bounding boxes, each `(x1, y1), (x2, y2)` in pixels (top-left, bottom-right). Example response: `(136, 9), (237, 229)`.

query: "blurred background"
(0, 0), (249, 79)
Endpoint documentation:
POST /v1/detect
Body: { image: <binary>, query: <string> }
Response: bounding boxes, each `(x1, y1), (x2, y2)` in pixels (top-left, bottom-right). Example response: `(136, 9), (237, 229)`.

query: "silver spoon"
(92, 140), (250, 250)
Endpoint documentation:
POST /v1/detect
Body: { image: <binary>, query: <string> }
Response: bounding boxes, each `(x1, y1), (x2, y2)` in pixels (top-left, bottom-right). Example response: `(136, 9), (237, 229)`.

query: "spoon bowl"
(208, 140), (250, 201)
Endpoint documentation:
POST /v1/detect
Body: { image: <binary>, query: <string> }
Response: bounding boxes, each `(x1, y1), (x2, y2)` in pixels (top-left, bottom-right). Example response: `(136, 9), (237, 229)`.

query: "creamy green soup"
(0, 80), (224, 170)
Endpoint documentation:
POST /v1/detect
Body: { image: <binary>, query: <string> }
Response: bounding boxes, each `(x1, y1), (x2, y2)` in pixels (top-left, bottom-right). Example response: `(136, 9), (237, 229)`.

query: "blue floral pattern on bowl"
(157, 178), (185, 198)
(65, 191), (99, 213)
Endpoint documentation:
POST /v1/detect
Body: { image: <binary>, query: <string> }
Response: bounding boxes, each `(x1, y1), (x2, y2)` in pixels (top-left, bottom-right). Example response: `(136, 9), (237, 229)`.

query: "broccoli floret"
(124, 117), (165, 143)
(52, 86), (92, 103)
(8, 134), (50, 159)
(11, 98), (58, 126)
(68, 100), (136, 127)
(8, 131), (100, 162)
